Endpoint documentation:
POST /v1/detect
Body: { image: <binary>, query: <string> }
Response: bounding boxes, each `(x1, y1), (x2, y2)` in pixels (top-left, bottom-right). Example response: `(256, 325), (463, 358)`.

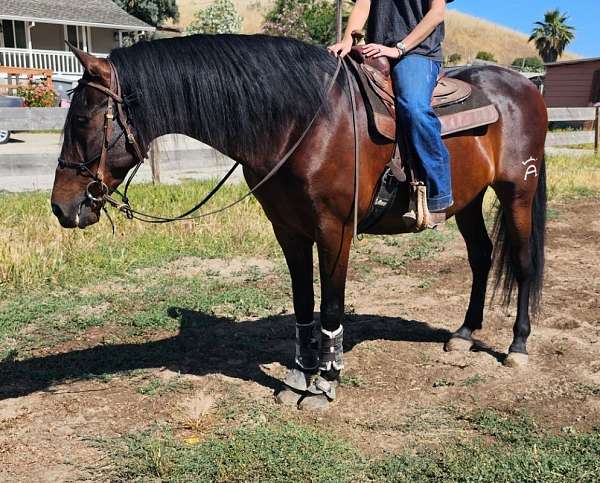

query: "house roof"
(0, 0), (154, 31)
(545, 57), (600, 67)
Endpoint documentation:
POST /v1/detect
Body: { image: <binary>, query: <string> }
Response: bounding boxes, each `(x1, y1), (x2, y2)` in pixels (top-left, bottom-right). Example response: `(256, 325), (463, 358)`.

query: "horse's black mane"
(108, 34), (338, 161)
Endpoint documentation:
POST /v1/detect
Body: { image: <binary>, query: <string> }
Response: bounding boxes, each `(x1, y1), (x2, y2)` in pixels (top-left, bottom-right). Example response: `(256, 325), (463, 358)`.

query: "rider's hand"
(362, 43), (400, 59)
(327, 38), (353, 57)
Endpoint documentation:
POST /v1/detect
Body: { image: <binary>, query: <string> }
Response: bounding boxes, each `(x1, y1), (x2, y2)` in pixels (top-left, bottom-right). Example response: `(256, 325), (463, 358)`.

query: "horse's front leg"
(298, 220), (352, 410)
(272, 226), (320, 407)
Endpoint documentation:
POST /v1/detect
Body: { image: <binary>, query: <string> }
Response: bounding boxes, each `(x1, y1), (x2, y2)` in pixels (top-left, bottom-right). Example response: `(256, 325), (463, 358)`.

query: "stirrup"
(402, 182), (445, 231)
(403, 182), (428, 232)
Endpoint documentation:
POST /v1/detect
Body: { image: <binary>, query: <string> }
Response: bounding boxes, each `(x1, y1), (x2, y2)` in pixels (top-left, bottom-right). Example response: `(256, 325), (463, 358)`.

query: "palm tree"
(529, 9), (575, 63)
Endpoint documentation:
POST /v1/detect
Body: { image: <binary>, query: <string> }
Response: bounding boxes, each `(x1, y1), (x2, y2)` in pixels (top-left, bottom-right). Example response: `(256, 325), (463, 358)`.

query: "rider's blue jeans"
(392, 54), (453, 212)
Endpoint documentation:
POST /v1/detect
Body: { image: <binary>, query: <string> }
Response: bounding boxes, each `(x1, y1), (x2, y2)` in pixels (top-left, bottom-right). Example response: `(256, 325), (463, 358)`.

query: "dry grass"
(0, 181), (278, 292)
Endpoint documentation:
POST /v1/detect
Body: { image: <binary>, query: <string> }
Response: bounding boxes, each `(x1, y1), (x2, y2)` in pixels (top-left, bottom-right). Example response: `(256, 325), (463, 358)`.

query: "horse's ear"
(66, 41), (109, 81)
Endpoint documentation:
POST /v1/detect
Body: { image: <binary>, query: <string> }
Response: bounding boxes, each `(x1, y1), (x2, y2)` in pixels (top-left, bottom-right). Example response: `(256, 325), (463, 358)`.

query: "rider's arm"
(400, 0), (448, 53)
(328, 0), (371, 56)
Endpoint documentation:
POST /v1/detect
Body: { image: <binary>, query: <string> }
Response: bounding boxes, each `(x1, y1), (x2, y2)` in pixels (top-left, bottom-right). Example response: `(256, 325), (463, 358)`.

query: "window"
(2, 20), (27, 49)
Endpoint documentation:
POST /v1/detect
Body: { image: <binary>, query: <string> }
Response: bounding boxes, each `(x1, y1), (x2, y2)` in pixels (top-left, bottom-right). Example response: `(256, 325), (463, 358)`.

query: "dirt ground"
(1, 200), (599, 481)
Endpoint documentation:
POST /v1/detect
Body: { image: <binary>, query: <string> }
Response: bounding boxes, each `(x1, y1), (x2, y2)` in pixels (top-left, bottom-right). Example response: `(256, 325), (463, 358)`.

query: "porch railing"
(0, 48), (109, 76)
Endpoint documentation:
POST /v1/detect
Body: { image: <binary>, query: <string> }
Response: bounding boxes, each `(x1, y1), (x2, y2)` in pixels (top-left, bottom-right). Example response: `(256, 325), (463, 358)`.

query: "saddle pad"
(437, 87), (499, 136)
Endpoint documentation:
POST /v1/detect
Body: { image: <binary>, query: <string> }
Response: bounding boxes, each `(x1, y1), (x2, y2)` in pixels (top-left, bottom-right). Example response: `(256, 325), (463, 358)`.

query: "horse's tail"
(491, 156), (546, 314)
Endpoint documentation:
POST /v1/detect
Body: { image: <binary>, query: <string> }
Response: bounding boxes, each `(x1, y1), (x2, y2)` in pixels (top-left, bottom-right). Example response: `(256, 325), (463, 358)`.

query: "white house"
(0, 0), (154, 77)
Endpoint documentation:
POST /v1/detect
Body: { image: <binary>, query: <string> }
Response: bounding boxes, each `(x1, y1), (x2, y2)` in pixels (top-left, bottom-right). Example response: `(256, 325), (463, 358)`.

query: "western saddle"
(346, 44), (500, 232)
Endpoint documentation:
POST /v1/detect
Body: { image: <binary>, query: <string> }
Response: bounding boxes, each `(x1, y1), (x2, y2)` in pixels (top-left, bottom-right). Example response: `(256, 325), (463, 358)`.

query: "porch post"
(118, 31), (123, 47)
(82, 26), (88, 52)
(26, 22), (33, 68)
(87, 27), (93, 53)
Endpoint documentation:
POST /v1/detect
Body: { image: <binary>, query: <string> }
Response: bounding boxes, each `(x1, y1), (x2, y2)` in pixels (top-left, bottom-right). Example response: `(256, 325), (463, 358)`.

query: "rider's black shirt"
(366, 0), (454, 60)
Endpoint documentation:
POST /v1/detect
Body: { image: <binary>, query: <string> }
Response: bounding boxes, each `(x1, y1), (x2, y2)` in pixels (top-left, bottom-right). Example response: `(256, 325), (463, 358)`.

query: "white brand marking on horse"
(524, 165), (538, 181)
(523, 157), (538, 180)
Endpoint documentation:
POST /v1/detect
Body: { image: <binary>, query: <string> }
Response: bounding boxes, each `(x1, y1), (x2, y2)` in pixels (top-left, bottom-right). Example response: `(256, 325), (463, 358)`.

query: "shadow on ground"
(0, 310), (453, 399)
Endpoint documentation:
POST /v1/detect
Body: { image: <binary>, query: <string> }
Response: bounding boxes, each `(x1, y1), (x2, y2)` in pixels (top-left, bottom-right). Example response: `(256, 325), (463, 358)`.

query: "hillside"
(175, 1), (578, 64)
(444, 10), (578, 64)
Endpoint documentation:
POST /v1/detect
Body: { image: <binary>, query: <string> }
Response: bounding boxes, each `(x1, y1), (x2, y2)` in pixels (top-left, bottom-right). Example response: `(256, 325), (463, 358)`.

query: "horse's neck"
(145, 113), (291, 177)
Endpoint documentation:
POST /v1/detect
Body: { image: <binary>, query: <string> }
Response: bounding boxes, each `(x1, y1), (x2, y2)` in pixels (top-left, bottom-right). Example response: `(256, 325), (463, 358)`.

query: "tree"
(511, 57), (544, 73)
(113, 0), (179, 27)
(529, 9), (575, 63)
(475, 51), (497, 63)
(262, 0), (337, 45)
(185, 0), (243, 35)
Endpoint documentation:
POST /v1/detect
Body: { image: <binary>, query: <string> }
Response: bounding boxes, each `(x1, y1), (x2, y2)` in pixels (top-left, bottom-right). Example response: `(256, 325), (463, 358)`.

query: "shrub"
(446, 52), (462, 65)
(511, 56), (544, 72)
(262, 0), (337, 45)
(16, 80), (57, 107)
(475, 51), (498, 63)
(185, 0), (242, 35)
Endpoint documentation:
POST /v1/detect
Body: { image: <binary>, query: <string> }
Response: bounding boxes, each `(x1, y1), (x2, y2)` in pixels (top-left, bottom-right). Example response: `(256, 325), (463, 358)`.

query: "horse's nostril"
(51, 202), (63, 219)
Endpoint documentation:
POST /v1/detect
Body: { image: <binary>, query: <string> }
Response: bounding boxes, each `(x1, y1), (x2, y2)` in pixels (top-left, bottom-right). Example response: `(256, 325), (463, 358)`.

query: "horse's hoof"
(298, 394), (331, 411)
(504, 352), (529, 368)
(275, 388), (303, 407)
(445, 336), (473, 352)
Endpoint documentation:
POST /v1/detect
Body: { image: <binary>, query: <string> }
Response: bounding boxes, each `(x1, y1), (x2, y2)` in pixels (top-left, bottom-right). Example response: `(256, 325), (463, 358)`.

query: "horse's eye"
(75, 115), (90, 125)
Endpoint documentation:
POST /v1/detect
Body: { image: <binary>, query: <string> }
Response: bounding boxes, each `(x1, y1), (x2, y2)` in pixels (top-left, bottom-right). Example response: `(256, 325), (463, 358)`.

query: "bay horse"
(50, 34), (546, 410)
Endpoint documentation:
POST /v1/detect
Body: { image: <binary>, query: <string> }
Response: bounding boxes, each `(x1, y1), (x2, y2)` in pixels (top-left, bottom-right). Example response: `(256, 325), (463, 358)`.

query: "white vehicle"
(0, 95), (25, 144)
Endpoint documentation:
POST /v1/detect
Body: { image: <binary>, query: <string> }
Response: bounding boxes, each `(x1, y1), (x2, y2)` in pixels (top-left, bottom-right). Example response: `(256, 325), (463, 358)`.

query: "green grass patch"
(103, 408), (600, 482)
(367, 229), (454, 271)
(0, 273), (288, 353)
(137, 376), (192, 396)
(109, 421), (362, 482)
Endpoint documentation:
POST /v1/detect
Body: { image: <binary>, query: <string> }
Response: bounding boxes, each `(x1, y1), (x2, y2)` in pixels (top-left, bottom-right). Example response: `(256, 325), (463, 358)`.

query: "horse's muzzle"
(51, 196), (100, 229)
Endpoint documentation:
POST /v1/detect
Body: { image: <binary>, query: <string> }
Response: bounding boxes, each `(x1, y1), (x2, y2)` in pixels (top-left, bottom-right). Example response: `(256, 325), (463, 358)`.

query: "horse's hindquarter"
(448, 66), (547, 189)
(370, 66), (547, 232)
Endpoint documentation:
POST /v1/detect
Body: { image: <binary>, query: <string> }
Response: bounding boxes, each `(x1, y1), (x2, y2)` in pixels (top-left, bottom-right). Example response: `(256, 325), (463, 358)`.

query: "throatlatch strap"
(295, 321), (320, 371)
(319, 325), (344, 371)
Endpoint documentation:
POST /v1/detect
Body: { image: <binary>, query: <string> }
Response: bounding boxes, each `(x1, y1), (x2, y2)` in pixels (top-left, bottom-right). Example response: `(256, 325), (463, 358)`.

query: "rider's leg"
(392, 54), (453, 213)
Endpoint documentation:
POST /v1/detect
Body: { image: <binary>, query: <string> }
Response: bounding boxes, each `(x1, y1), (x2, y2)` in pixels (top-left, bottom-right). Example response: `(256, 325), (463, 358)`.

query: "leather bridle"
(56, 56), (357, 234)
(57, 60), (148, 217)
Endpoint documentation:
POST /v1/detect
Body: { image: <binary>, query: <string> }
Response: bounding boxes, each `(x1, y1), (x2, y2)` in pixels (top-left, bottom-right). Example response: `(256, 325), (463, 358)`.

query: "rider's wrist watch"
(396, 41), (407, 57)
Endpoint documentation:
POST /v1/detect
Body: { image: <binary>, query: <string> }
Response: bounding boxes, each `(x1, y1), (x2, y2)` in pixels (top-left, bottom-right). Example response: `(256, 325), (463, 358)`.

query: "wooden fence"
(0, 66), (54, 95)
(1, 106), (599, 154)
(546, 107), (599, 153)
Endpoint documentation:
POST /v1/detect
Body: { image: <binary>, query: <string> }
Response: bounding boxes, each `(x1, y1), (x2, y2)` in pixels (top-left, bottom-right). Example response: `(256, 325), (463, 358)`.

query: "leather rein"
(57, 56), (358, 235)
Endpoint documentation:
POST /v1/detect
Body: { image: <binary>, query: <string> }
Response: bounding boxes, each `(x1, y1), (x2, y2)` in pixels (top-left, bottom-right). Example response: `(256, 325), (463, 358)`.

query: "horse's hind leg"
(493, 159), (546, 368)
(446, 189), (493, 352)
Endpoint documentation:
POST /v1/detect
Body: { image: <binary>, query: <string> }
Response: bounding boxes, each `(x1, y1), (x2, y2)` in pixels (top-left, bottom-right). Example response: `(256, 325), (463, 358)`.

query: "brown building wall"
(544, 60), (600, 108)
